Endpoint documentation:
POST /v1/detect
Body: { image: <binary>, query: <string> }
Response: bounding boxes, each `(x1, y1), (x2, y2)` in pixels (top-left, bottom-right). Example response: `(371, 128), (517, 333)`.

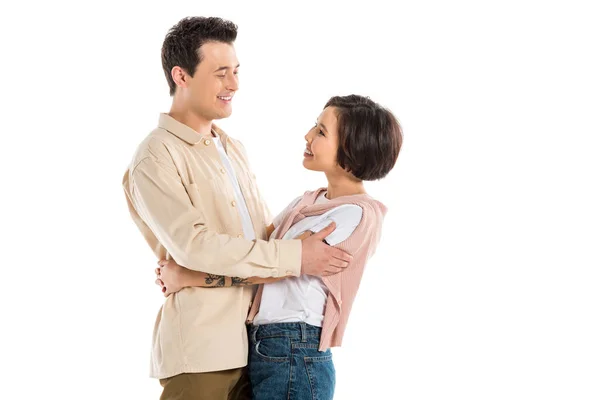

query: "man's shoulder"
(140, 127), (183, 152)
(128, 128), (185, 168)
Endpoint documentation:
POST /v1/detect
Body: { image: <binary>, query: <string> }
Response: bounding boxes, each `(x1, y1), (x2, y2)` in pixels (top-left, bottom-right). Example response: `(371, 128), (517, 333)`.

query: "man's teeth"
(304, 149), (313, 155)
(218, 96), (232, 100)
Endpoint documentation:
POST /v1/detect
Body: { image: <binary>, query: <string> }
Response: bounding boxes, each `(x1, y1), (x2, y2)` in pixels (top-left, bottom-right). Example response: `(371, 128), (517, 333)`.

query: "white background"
(1, 1), (599, 399)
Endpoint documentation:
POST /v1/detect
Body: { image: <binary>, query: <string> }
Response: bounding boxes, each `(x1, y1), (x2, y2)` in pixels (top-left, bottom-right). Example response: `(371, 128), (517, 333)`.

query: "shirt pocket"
(183, 178), (233, 229)
(182, 179), (220, 213)
(182, 182), (203, 208)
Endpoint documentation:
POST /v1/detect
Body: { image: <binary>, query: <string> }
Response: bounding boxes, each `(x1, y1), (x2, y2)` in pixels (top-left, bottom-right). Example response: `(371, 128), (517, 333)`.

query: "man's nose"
(226, 74), (239, 91)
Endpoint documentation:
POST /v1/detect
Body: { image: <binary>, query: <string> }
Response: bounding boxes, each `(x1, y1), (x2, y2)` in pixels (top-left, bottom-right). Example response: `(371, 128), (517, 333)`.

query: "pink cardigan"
(247, 188), (387, 351)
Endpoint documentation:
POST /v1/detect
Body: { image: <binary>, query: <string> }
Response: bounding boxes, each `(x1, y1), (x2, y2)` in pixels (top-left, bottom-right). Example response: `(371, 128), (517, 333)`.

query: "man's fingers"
(323, 267), (342, 276)
(329, 264), (346, 272)
(328, 259), (349, 269)
(155, 279), (164, 287)
(158, 259), (168, 266)
(155, 268), (161, 276)
(312, 222), (336, 240)
(329, 247), (353, 263)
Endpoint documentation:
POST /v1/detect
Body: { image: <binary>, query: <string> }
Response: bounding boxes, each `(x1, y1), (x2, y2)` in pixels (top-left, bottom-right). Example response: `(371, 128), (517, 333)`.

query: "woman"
(155, 94), (402, 399)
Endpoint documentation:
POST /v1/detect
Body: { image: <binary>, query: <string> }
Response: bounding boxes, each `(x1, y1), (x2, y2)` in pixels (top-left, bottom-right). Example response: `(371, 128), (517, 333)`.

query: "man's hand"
(155, 259), (187, 297)
(300, 222), (353, 276)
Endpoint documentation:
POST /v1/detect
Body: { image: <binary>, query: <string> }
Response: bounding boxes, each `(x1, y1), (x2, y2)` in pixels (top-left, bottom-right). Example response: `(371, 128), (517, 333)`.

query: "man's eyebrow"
(213, 64), (241, 73)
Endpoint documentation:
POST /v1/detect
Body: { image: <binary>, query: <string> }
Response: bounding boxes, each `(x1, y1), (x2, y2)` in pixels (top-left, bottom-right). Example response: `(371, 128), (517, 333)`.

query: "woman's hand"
(155, 259), (188, 297)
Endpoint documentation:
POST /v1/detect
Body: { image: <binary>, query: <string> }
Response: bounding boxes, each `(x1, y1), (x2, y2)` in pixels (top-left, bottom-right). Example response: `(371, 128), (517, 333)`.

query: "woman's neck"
(325, 173), (366, 200)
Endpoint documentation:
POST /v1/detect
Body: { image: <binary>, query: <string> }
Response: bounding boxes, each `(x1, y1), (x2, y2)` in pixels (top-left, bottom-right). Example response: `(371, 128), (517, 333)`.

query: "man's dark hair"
(161, 17), (238, 96)
(325, 95), (403, 181)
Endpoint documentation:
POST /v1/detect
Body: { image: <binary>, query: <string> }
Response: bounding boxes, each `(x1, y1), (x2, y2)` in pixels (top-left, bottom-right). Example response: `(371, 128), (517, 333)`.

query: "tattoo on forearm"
(205, 274), (226, 287)
(231, 277), (253, 286)
(203, 274), (253, 287)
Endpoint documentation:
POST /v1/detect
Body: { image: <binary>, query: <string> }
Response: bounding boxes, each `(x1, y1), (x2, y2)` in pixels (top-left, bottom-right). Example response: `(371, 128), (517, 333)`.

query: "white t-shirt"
(213, 135), (255, 240)
(253, 192), (363, 327)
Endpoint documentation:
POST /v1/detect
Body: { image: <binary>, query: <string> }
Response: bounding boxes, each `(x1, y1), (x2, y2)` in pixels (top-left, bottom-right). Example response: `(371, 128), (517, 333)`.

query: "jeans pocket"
(253, 336), (290, 362)
(304, 351), (336, 400)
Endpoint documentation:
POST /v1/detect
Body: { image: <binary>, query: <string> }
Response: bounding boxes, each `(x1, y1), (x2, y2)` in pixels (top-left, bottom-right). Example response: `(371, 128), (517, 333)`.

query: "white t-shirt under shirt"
(213, 135), (255, 240)
(253, 192), (363, 327)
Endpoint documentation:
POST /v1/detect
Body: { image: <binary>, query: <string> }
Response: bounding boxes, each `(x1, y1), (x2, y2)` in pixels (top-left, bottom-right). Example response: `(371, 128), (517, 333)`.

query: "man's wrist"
(178, 267), (193, 288)
(277, 239), (302, 277)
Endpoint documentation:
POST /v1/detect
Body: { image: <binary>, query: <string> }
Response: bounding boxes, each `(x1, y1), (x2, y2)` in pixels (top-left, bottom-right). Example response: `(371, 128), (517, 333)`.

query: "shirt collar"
(158, 113), (229, 145)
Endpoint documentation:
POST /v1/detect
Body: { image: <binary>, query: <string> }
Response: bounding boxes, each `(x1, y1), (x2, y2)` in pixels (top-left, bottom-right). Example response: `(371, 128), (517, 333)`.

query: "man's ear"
(171, 66), (188, 90)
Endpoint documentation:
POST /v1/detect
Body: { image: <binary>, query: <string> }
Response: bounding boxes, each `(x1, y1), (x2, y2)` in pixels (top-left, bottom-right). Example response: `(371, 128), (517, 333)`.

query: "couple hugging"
(123, 16), (402, 400)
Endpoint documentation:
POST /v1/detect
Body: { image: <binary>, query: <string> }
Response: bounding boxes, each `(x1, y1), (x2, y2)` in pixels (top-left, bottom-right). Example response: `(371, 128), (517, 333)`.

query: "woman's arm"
(156, 229), (313, 296)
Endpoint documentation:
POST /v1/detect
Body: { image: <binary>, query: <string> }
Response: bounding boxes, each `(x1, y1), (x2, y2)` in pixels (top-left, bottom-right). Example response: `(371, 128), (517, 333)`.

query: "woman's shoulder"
(339, 196), (387, 236)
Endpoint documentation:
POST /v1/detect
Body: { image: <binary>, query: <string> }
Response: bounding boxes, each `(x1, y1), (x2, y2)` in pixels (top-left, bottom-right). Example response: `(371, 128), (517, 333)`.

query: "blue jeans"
(247, 322), (336, 400)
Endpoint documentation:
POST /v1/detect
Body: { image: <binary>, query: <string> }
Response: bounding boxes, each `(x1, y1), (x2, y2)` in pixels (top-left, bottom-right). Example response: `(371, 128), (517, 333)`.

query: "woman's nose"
(305, 129), (313, 142)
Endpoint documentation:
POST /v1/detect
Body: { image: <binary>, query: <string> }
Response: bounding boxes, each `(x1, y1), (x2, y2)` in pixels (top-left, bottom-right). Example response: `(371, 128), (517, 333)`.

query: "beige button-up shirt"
(122, 114), (302, 378)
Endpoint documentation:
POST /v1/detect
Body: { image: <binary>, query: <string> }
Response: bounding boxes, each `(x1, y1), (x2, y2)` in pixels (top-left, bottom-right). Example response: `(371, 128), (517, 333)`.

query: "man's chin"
(213, 108), (233, 120)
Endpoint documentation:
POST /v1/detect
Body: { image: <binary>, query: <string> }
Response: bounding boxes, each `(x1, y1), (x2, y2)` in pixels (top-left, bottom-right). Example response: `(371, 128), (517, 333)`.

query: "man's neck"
(168, 107), (213, 137)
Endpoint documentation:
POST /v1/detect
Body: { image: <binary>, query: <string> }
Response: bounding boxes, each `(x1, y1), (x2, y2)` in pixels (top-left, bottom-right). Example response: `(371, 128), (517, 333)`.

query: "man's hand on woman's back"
(300, 222), (353, 276)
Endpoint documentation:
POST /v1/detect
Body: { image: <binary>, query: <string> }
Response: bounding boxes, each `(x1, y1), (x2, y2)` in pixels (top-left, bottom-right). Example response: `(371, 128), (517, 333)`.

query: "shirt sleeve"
(272, 196), (303, 229)
(309, 205), (363, 246)
(129, 152), (301, 279)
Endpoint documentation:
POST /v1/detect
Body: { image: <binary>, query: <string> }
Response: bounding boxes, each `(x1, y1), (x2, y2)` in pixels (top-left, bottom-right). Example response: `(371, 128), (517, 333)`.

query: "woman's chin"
(302, 158), (319, 171)
(302, 160), (325, 172)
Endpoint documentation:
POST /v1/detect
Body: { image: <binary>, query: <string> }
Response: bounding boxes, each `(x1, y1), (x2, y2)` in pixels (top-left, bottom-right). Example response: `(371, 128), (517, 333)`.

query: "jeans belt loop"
(300, 322), (307, 342)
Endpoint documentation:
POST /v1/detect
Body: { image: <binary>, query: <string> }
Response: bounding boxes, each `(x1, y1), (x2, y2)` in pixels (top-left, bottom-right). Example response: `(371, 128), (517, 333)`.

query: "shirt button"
(220, 168), (226, 174)
(286, 270), (293, 275)
(231, 200), (236, 207)
(204, 139), (211, 146)
(237, 234), (243, 238)
(271, 270), (279, 277)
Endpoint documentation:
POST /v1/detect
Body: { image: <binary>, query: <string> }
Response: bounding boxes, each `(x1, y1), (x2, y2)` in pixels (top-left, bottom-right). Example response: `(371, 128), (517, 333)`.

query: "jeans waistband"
(249, 322), (322, 342)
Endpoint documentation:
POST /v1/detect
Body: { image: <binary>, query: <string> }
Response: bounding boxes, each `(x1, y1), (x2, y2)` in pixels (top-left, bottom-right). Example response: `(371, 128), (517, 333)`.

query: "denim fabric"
(248, 322), (336, 400)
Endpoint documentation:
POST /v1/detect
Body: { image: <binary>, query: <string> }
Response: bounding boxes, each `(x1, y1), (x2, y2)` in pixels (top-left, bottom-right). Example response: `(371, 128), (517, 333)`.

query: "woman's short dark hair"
(325, 95), (403, 181)
(161, 17), (238, 96)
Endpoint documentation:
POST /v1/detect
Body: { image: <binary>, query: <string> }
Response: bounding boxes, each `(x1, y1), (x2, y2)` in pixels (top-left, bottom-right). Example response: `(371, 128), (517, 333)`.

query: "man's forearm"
(181, 268), (284, 288)
(179, 229), (311, 286)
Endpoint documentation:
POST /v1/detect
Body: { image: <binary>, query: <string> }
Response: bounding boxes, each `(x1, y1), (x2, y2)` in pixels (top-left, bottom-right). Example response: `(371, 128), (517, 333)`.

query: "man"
(122, 17), (352, 400)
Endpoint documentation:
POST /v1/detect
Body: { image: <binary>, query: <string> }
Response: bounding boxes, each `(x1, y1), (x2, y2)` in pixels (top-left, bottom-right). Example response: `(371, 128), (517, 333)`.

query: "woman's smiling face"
(303, 106), (342, 174)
